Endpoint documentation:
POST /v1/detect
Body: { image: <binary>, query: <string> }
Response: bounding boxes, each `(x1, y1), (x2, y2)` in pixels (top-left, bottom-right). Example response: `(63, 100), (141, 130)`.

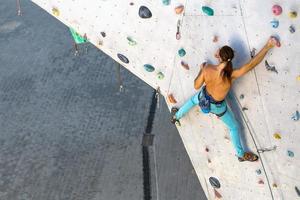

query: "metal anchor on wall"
(257, 145), (277, 153)
(16, 0), (22, 16)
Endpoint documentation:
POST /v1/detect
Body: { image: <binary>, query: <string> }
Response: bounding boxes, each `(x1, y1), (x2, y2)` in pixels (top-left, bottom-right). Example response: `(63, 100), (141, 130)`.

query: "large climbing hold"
(202, 6), (214, 16)
(139, 6), (152, 19)
(272, 5), (282, 16)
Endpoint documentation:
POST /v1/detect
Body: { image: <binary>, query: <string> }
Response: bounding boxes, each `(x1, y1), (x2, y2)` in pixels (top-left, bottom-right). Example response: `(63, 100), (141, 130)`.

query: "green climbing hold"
(202, 6), (214, 16)
(69, 27), (88, 44)
(162, 0), (170, 5)
(287, 150), (294, 157)
(178, 48), (186, 57)
(157, 72), (164, 80)
(143, 64), (155, 72)
(127, 36), (137, 46)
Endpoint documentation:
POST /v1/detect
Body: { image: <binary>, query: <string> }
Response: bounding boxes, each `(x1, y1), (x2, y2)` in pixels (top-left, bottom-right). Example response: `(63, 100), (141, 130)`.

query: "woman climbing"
(171, 36), (280, 162)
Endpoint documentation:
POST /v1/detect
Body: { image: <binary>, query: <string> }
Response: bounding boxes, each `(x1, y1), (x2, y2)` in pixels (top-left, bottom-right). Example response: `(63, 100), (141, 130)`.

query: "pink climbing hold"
(214, 189), (222, 198)
(272, 5), (282, 16)
(258, 179), (264, 184)
(181, 61), (189, 70)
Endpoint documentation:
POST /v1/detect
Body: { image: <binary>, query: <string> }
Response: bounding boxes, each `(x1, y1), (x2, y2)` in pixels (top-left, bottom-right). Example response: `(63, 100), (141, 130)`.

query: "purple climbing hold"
(117, 53), (129, 64)
(289, 25), (296, 33)
(139, 6), (152, 19)
(209, 177), (221, 189)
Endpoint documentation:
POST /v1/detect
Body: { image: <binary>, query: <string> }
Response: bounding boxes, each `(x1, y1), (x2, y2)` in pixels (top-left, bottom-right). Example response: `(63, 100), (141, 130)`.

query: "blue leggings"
(175, 90), (245, 157)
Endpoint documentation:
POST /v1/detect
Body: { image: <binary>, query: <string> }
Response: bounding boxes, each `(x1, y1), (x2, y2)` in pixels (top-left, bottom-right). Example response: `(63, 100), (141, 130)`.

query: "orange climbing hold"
(273, 133), (281, 139)
(168, 94), (177, 104)
(52, 7), (60, 17)
(175, 5), (184, 14)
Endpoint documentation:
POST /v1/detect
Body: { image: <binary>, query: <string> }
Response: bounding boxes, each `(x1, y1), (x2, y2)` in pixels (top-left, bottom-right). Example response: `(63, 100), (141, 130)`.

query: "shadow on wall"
(229, 34), (250, 69)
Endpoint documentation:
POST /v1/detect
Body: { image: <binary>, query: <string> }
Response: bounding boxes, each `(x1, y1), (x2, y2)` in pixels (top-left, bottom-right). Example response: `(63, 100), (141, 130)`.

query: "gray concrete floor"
(0, 1), (206, 200)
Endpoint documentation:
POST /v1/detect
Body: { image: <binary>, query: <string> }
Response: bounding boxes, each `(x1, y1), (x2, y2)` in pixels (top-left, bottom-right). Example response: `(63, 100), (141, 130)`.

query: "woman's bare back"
(203, 64), (232, 101)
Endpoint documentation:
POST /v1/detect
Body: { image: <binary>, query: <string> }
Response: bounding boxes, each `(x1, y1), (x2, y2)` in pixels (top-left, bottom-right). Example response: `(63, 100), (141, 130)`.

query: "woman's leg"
(175, 92), (200, 120)
(219, 108), (245, 157)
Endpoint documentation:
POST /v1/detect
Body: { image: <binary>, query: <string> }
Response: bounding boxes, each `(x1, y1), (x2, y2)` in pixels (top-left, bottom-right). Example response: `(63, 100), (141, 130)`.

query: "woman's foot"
(238, 152), (259, 162)
(171, 107), (181, 126)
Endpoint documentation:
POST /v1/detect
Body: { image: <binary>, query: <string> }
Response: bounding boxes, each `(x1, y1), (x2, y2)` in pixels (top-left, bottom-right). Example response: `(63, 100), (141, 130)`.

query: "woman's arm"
(231, 36), (280, 80)
(194, 62), (206, 89)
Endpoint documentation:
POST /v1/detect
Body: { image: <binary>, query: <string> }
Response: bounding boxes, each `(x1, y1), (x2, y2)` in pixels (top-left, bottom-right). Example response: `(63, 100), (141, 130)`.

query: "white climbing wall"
(30, 0), (300, 199)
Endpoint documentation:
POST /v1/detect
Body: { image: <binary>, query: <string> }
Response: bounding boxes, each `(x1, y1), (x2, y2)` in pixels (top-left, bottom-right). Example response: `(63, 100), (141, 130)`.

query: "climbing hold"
(258, 179), (264, 184)
(273, 133), (281, 140)
(162, 0), (170, 6)
(272, 5), (282, 16)
(205, 147), (209, 152)
(250, 48), (256, 58)
(272, 183), (278, 188)
(214, 189), (222, 198)
(157, 72), (164, 80)
(270, 19), (279, 28)
(289, 25), (296, 34)
(117, 53), (129, 64)
(127, 36), (137, 46)
(130, 2), (134, 6)
(180, 61), (189, 70)
(100, 32), (106, 37)
(207, 158), (211, 163)
(202, 6), (214, 16)
(69, 28), (88, 44)
(209, 177), (221, 189)
(295, 186), (300, 197)
(265, 60), (278, 74)
(297, 75), (300, 81)
(139, 6), (152, 19)
(175, 5), (184, 14)
(292, 110), (300, 121)
(213, 35), (218, 43)
(168, 94), (177, 104)
(242, 107), (248, 111)
(239, 94), (244, 99)
(256, 169), (262, 175)
(52, 7), (60, 17)
(289, 11), (297, 19)
(143, 64), (155, 72)
(178, 48), (186, 57)
(287, 150), (294, 157)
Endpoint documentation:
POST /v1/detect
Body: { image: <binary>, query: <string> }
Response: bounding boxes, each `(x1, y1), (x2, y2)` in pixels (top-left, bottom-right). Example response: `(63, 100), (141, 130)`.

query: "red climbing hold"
(272, 5), (282, 16)
(205, 147), (209, 152)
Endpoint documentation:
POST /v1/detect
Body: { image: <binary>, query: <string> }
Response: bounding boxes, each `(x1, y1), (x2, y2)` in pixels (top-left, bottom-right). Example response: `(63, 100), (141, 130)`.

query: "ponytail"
(219, 46), (234, 80)
(222, 61), (233, 80)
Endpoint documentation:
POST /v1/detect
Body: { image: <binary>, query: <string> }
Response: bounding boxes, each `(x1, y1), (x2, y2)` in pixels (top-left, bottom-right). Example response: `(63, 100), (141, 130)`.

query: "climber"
(171, 36), (280, 162)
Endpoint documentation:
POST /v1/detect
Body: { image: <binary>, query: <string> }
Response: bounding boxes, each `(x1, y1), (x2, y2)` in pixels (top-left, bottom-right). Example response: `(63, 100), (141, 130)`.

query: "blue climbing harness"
(198, 86), (227, 117)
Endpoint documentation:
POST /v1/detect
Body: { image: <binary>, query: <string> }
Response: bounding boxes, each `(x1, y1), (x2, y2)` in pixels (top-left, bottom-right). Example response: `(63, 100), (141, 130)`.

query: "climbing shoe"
(171, 107), (181, 126)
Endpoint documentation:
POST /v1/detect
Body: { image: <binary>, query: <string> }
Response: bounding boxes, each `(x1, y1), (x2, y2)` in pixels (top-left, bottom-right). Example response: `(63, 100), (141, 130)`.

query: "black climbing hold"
(117, 53), (129, 64)
(101, 32), (106, 37)
(240, 94), (244, 99)
(209, 177), (221, 189)
(265, 60), (278, 74)
(139, 6), (152, 18)
(289, 25), (296, 33)
(242, 107), (248, 111)
(295, 186), (300, 197)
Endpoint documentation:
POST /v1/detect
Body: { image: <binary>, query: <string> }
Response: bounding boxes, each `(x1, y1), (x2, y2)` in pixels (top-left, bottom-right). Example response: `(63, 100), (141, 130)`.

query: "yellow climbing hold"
(297, 75), (300, 81)
(288, 11), (297, 19)
(273, 133), (281, 139)
(52, 7), (60, 17)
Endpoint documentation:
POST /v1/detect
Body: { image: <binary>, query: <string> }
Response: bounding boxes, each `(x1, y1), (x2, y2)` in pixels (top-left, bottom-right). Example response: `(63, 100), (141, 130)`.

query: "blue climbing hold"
(162, 0), (170, 5)
(143, 64), (155, 72)
(287, 150), (294, 157)
(256, 169), (262, 175)
(209, 177), (221, 189)
(271, 19), (279, 28)
(178, 48), (186, 57)
(139, 6), (152, 18)
(292, 110), (300, 121)
(202, 6), (214, 16)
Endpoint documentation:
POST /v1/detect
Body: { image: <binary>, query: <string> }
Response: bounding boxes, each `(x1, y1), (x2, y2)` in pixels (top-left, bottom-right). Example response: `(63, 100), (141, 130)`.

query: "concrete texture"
(0, 1), (206, 200)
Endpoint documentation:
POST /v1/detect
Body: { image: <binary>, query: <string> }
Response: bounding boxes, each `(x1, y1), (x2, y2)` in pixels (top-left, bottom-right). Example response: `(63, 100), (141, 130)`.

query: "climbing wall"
(29, 0), (300, 199)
